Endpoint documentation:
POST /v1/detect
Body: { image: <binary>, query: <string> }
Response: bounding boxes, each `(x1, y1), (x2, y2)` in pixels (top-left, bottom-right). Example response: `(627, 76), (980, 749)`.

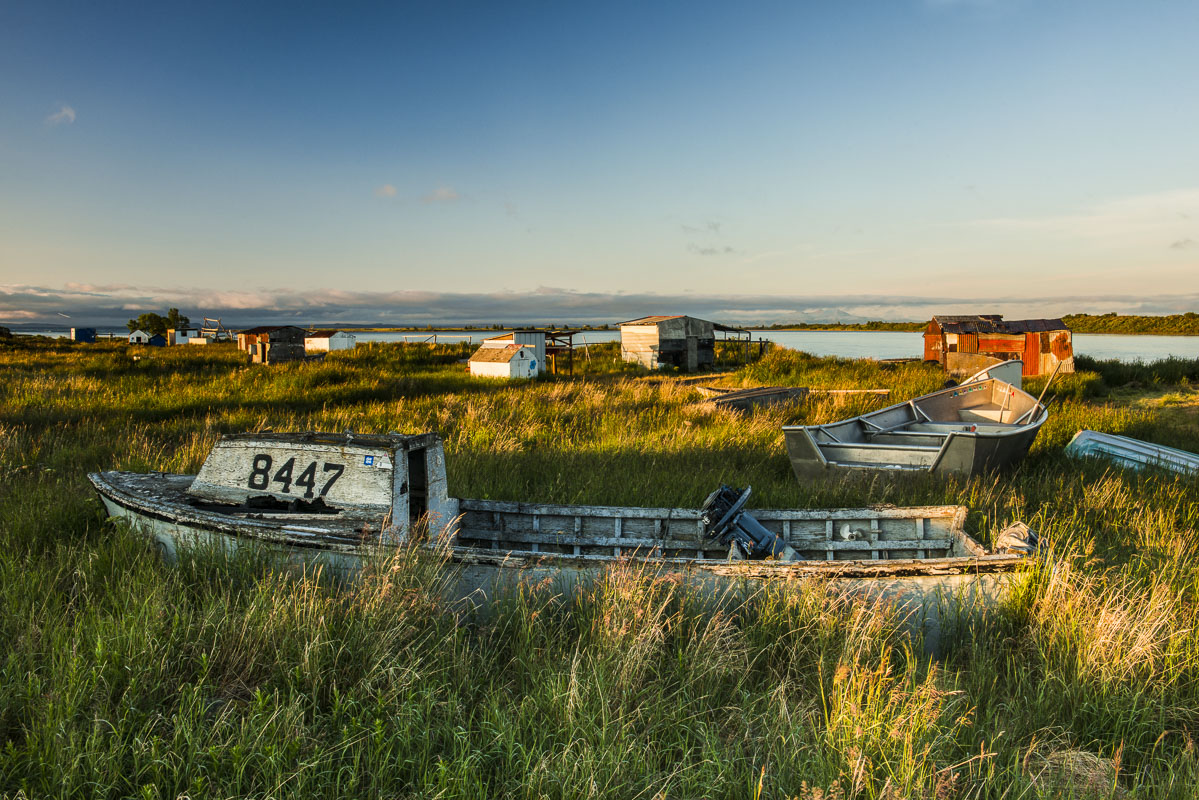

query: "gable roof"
(469, 344), (531, 363)
(931, 315), (1069, 335)
(620, 315), (686, 325)
(306, 329), (347, 339)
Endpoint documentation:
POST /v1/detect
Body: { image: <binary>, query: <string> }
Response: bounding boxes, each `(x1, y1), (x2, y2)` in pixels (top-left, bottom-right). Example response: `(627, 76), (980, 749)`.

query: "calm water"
(353, 329), (1199, 362)
(17, 328), (1199, 362)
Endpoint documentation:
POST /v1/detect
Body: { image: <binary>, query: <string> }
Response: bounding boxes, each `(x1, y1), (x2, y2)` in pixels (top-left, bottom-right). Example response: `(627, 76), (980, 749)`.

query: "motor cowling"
(700, 485), (797, 560)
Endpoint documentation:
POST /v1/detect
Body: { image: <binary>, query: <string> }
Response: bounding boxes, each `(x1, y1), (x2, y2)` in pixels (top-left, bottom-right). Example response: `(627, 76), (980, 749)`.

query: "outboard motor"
(701, 485), (798, 560)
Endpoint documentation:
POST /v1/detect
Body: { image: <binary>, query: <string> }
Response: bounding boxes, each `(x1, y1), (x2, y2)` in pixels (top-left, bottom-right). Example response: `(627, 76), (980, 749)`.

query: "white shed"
(468, 344), (539, 379)
(128, 329), (152, 345)
(167, 328), (202, 345)
(478, 330), (546, 375)
(305, 330), (357, 352)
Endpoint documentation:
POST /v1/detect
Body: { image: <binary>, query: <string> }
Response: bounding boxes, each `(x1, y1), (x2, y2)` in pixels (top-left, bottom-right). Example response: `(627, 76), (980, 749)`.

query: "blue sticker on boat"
(363, 455), (374, 466)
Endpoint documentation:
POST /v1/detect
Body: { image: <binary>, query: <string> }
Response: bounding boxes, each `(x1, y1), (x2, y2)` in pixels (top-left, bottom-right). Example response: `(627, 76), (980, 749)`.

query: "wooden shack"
(238, 325), (307, 365)
(619, 315), (745, 371)
(923, 315), (1073, 377)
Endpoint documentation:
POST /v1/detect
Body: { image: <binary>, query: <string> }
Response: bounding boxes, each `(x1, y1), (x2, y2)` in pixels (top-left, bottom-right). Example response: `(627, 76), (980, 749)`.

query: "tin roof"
(620, 315), (685, 325)
(931, 315), (1068, 335)
(1004, 318), (1069, 333)
(469, 344), (530, 363)
(305, 329), (347, 339)
(240, 325), (305, 335)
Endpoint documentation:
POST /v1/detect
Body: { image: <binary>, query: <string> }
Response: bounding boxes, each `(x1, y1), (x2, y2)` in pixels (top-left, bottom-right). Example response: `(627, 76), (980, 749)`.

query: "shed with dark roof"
(618, 315), (747, 371)
(237, 325), (307, 364)
(924, 315), (1073, 377)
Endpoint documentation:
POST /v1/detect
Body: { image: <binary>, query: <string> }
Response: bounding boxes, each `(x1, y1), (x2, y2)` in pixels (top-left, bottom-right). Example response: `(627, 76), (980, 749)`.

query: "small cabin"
(305, 330), (357, 352)
(167, 328), (202, 345)
(70, 327), (96, 343)
(924, 315), (1073, 377)
(128, 329), (152, 345)
(238, 325), (307, 364)
(468, 344), (538, 379)
(620, 315), (741, 371)
(476, 330), (546, 375)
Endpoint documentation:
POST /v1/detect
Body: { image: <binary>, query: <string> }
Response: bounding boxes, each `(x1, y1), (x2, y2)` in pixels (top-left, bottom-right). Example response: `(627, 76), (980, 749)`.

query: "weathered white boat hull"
(92, 472), (1022, 652)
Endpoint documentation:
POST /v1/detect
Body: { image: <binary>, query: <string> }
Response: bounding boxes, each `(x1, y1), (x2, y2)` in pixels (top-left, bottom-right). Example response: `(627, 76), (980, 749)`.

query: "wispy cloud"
(422, 186), (460, 204)
(688, 244), (736, 256)
(1170, 238), (1197, 250)
(374, 184), (397, 198)
(681, 221), (721, 235)
(45, 104), (76, 126)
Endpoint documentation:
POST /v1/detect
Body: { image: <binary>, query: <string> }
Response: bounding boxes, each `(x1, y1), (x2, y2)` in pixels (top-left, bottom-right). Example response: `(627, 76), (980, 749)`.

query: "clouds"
(7, 282), (1199, 329)
(682, 219), (736, 257)
(45, 104), (76, 126)
(372, 184), (463, 204)
(688, 245), (736, 257)
(1170, 238), (1197, 251)
(421, 186), (460, 204)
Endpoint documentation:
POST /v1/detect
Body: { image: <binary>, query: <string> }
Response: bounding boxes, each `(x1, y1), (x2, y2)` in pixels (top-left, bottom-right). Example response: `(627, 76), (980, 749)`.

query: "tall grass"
(3, 336), (1199, 797)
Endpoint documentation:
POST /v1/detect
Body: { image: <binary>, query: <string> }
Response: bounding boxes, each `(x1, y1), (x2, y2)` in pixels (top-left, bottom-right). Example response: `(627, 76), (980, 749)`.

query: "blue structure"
(70, 327), (96, 343)
(148, 334), (167, 347)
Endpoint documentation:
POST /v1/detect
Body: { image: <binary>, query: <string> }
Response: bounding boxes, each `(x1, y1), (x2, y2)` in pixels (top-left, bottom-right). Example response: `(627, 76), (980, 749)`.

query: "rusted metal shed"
(238, 325), (307, 364)
(923, 315), (1073, 377)
(619, 316), (747, 371)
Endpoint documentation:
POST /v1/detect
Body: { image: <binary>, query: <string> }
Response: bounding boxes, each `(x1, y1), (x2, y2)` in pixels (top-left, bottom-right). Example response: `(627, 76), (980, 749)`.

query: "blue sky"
(2, 0), (1198, 325)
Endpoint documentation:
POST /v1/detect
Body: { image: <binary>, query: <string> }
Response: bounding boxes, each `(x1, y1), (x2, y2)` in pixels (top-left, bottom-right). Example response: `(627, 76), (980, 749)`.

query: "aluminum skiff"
(782, 363), (1047, 478)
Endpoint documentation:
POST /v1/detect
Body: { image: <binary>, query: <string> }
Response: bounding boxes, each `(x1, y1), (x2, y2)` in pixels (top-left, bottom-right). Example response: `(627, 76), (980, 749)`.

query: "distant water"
(16, 328), (1199, 362)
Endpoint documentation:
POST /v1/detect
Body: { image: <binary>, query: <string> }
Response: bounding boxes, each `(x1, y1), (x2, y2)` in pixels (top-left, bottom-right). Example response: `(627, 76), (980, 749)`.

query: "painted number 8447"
(247, 454), (344, 499)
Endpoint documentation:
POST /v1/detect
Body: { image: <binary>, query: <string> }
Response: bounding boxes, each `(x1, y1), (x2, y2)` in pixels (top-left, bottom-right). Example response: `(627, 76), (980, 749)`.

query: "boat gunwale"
(89, 472), (1008, 576)
(781, 378), (1049, 454)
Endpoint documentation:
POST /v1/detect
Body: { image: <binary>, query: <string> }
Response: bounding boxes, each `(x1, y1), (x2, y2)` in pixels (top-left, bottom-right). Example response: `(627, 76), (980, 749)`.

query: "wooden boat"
(782, 360), (1045, 478)
(1065, 430), (1199, 475)
(88, 431), (1034, 647)
(697, 385), (809, 411)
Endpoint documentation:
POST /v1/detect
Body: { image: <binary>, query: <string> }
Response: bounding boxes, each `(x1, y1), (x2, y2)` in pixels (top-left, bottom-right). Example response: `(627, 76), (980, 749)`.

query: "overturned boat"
(1065, 430), (1199, 475)
(782, 360), (1046, 478)
(89, 431), (1035, 642)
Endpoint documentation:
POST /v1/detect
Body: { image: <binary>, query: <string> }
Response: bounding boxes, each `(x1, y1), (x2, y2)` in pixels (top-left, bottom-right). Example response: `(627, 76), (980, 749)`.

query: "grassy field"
(3, 337), (1199, 798)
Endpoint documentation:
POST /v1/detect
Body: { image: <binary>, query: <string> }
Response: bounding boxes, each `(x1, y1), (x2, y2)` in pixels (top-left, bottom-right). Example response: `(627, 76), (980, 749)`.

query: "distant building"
(128, 329), (153, 345)
(148, 334), (167, 347)
(477, 330), (546, 375)
(167, 327), (202, 345)
(468, 344), (539, 379)
(238, 325), (307, 364)
(619, 315), (747, 371)
(304, 330), (357, 352)
(923, 315), (1074, 377)
(70, 327), (96, 343)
